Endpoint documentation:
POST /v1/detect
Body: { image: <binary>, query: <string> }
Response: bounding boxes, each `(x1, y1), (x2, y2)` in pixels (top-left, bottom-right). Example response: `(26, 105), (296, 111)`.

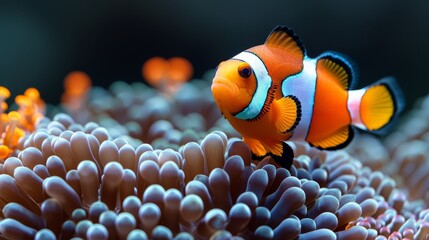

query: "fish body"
(211, 25), (404, 169)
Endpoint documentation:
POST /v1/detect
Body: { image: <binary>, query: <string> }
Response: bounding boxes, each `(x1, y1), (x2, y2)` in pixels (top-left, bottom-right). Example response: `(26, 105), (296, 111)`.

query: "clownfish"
(211, 25), (404, 169)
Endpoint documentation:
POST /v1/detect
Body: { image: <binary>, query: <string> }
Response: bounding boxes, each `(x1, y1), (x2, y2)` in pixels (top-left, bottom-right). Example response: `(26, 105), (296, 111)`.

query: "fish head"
(211, 59), (257, 117)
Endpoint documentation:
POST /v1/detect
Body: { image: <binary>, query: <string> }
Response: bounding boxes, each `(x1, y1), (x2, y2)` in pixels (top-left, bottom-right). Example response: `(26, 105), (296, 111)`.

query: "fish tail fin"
(349, 77), (404, 132)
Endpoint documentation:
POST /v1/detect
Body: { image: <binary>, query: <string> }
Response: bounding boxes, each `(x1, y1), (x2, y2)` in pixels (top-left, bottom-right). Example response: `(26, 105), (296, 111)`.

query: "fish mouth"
(212, 78), (230, 88)
(211, 77), (239, 115)
(211, 77), (238, 97)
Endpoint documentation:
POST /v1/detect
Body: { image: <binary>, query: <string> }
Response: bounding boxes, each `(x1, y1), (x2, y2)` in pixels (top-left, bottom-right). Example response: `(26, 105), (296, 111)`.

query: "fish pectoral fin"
(262, 141), (294, 169)
(243, 137), (268, 160)
(308, 125), (354, 150)
(317, 52), (356, 90)
(265, 25), (305, 61)
(272, 95), (301, 133)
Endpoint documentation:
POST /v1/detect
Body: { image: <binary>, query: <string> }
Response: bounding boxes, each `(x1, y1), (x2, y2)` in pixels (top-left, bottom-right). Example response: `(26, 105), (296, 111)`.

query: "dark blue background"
(0, 1), (427, 109)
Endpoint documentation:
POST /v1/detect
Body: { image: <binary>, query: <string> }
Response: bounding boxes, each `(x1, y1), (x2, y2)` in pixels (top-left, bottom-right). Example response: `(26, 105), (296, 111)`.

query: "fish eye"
(238, 62), (252, 78)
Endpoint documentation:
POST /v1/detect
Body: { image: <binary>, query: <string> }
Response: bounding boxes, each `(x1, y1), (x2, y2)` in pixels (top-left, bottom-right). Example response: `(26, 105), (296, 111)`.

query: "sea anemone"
(347, 94), (429, 207)
(0, 75), (428, 239)
(64, 71), (239, 149)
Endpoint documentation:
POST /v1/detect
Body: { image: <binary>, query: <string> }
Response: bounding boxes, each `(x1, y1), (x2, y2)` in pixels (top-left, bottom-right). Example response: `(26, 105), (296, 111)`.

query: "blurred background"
(0, 0), (427, 109)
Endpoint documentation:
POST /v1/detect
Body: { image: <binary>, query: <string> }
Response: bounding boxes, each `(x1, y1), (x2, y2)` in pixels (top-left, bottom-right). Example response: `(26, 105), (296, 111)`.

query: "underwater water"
(0, 65), (429, 240)
(1, 2), (429, 238)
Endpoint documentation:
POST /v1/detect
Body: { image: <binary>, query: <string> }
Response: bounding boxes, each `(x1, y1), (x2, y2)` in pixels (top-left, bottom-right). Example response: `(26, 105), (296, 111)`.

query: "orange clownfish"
(211, 25), (404, 169)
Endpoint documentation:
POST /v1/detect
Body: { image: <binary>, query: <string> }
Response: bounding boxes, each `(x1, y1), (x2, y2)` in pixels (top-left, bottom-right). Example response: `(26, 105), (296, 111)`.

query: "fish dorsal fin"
(317, 52), (357, 90)
(308, 126), (354, 150)
(265, 25), (306, 61)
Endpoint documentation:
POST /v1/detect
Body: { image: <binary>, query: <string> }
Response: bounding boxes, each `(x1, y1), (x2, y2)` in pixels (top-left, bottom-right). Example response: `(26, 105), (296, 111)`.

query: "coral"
(0, 87), (45, 160)
(142, 57), (193, 96)
(61, 71), (92, 111)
